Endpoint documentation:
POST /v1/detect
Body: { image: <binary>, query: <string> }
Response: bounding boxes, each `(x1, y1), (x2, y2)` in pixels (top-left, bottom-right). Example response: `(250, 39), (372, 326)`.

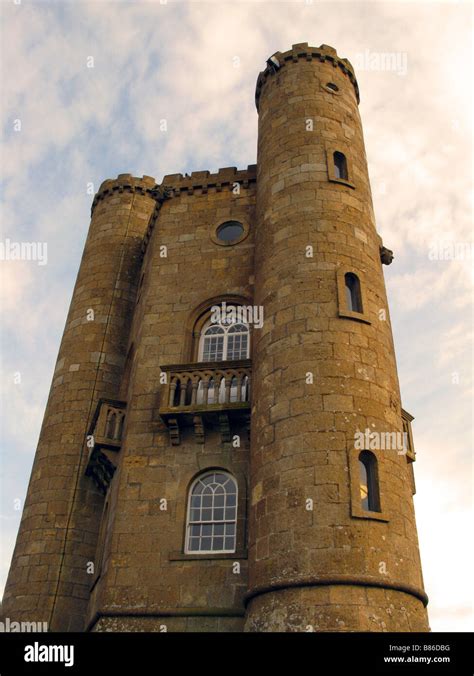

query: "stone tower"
(2, 43), (429, 632)
(245, 43), (428, 631)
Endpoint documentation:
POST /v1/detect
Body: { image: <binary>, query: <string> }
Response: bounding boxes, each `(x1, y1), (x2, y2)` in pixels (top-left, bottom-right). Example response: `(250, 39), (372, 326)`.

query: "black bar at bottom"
(0, 631), (471, 675)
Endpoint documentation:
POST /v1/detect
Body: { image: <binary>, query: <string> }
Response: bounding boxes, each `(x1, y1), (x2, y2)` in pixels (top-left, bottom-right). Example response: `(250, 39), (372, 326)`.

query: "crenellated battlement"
(162, 164), (257, 197)
(91, 166), (257, 216)
(255, 42), (360, 110)
(91, 174), (158, 215)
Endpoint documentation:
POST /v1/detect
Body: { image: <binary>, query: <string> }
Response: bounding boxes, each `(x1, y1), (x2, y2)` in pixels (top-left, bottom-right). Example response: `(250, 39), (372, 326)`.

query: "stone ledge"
(169, 550), (248, 561)
(86, 607), (246, 631)
(244, 575), (429, 607)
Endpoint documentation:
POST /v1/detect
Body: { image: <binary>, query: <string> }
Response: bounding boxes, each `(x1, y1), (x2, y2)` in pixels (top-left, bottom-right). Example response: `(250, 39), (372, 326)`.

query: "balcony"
(85, 398), (126, 494)
(158, 360), (251, 445)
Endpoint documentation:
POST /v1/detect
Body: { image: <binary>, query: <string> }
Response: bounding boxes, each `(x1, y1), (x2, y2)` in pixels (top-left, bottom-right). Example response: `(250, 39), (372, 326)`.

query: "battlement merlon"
(255, 42), (360, 110)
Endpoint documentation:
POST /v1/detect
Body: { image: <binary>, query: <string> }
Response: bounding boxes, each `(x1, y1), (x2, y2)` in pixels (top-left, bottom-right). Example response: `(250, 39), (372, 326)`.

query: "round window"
(216, 220), (244, 243)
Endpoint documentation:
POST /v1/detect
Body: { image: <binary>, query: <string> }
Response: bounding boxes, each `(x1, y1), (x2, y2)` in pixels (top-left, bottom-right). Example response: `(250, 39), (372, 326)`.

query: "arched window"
(334, 151), (348, 180)
(345, 272), (363, 313)
(185, 471), (238, 554)
(359, 451), (380, 512)
(199, 312), (250, 362)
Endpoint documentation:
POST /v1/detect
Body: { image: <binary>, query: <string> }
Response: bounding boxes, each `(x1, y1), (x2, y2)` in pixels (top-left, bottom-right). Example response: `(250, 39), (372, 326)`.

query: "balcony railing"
(160, 360), (251, 410)
(158, 360), (251, 445)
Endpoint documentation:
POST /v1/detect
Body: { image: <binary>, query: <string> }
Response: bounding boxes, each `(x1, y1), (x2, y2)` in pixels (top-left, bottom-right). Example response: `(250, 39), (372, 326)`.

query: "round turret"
(245, 43), (429, 632)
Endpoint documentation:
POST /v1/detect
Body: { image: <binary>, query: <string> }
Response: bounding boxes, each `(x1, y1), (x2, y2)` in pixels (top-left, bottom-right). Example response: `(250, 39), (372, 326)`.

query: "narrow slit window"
(358, 451), (381, 512)
(334, 151), (348, 180)
(345, 272), (363, 313)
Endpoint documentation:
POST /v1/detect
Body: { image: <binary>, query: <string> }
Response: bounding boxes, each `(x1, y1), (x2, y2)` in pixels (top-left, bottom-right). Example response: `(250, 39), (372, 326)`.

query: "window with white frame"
(185, 471), (238, 554)
(199, 313), (249, 362)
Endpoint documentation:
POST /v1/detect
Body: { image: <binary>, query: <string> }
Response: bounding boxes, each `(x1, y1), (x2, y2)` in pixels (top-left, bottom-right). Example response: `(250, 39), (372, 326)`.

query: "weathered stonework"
(2, 43), (429, 633)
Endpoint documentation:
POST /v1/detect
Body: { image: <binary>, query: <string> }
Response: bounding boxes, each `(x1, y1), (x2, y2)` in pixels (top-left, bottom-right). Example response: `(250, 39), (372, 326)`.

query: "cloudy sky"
(0, 0), (472, 632)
